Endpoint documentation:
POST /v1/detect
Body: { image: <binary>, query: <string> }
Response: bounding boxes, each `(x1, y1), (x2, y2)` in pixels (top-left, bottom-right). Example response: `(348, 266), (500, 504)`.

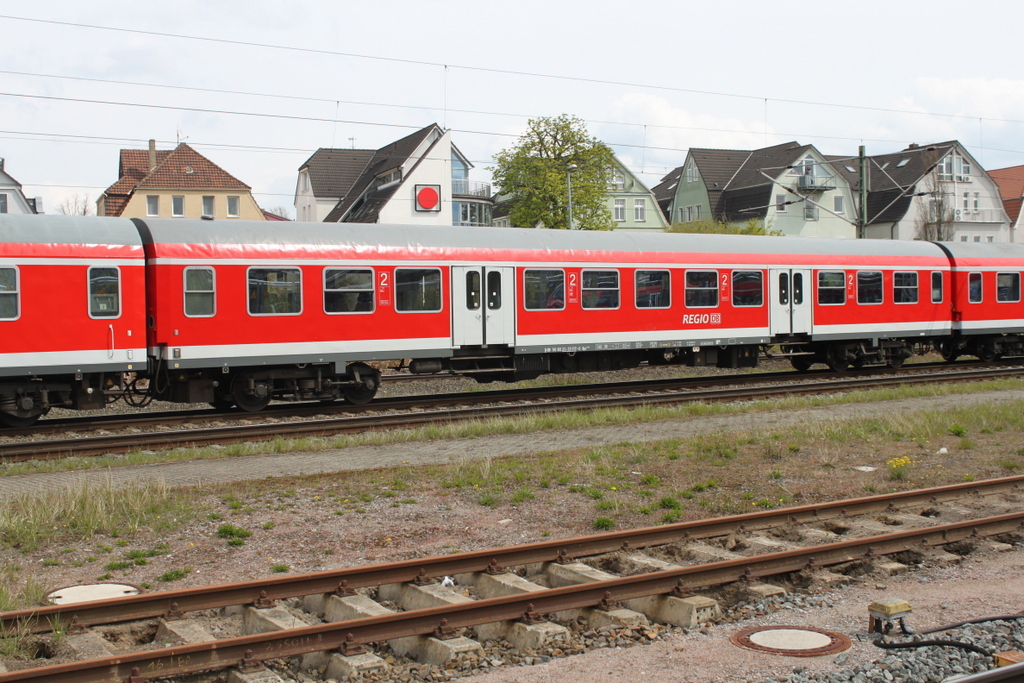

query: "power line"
(3, 14), (1024, 126)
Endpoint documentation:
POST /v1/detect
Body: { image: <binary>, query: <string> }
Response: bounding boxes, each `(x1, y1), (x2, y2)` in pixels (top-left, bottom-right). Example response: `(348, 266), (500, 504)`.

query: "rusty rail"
(2, 474), (1020, 634)
(1, 511), (1021, 683)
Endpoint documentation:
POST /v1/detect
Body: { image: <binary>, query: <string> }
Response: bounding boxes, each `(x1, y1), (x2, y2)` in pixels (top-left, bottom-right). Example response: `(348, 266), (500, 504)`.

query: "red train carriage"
(931, 242), (1024, 362)
(0, 215), (147, 426)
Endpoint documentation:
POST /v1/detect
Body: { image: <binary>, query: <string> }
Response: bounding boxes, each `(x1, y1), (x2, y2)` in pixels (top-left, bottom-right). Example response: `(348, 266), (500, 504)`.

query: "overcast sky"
(1, 0), (1022, 217)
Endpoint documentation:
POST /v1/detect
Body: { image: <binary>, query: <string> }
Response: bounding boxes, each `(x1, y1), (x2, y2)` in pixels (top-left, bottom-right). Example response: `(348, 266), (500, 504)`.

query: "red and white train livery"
(2, 214), (1023, 426)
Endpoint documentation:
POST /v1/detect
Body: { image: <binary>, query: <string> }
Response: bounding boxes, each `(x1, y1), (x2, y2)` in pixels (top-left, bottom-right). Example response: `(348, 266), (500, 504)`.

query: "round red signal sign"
(416, 185), (439, 210)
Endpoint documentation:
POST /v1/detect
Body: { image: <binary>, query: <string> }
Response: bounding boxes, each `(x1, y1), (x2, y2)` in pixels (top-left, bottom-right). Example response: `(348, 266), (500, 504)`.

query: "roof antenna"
(349, 137), (356, 149)
(176, 128), (188, 145)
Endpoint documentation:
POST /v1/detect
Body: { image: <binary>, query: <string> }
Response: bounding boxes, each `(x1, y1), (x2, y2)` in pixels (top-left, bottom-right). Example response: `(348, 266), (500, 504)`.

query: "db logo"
(682, 313), (722, 325)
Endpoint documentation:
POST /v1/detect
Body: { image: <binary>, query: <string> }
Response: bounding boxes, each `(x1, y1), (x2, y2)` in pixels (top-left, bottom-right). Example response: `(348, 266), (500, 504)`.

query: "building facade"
(97, 141), (264, 221)
(0, 158), (40, 215)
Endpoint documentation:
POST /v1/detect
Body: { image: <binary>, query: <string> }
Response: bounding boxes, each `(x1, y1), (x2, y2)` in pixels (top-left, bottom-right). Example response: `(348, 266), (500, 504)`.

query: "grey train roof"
(0, 214), (143, 246)
(135, 218), (955, 261)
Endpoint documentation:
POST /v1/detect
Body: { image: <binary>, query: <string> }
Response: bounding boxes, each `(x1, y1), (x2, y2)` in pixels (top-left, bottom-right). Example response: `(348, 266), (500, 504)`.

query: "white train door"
(452, 266), (516, 348)
(769, 268), (812, 335)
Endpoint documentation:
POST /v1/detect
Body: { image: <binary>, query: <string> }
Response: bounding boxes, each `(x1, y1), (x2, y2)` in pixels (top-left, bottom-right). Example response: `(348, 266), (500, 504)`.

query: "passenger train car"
(2, 214), (1024, 427)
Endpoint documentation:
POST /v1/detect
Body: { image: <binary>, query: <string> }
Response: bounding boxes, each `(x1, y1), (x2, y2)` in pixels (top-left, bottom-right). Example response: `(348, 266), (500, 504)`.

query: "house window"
(818, 271), (846, 305)
(634, 199), (646, 222)
(613, 199), (625, 222)
(301, 173), (310, 192)
(804, 204), (819, 221)
(931, 271), (943, 304)
(172, 195), (184, 217)
(997, 273), (1020, 302)
(227, 196), (240, 217)
(146, 195), (158, 216)
(776, 195), (787, 213)
(961, 236), (968, 242)
(974, 236), (981, 242)
(0, 193), (7, 213)
(248, 268), (302, 315)
(88, 267), (121, 318)
(834, 195), (844, 214)
(395, 268), (441, 312)
(324, 268), (374, 313)
(974, 193), (980, 212)
(376, 169), (401, 188)
(610, 173), (625, 191)
(635, 270), (670, 308)
(968, 272), (982, 303)
(732, 271), (763, 307)
(184, 267), (215, 317)
(857, 271), (883, 304)
(202, 196), (215, 217)
(0, 267), (18, 319)
(693, 205), (701, 220)
(581, 270), (619, 309)
(964, 192), (970, 210)
(893, 272), (918, 304)
(685, 162), (699, 183)
(524, 269), (564, 310)
(685, 270), (719, 308)
(987, 235), (994, 242)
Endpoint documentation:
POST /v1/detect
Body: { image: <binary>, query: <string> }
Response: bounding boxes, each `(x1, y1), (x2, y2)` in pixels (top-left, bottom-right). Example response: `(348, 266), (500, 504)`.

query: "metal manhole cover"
(730, 625), (852, 657)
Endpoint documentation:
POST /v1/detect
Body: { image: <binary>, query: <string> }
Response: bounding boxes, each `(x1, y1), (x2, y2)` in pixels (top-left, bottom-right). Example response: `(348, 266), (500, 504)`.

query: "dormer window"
(376, 169), (402, 188)
(610, 172), (626, 191)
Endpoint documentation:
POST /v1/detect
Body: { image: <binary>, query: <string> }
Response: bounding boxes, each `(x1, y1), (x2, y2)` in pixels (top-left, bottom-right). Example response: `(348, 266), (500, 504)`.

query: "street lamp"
(566, 163), (578, 229)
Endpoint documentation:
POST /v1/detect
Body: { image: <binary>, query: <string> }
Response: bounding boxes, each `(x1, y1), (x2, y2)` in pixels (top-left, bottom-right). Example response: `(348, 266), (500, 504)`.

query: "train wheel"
(789, 357), (813, 372)
(886, 356), (905, 369)
(977, 346), (1000, 363)
(0, 411), (42, 428)
(343, 363), (381, 405)
(826, 345), (849, 373)
(937, 340), (959, 363)
(231, 374), (271, 412)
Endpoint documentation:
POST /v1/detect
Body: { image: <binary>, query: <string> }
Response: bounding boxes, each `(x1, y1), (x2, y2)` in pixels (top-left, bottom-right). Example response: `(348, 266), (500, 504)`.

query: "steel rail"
(3, 365), (1023, 460)
(1, 360), (1006, 439)
(3, 474), (1020, 635)
(1, 511), (1021, 683)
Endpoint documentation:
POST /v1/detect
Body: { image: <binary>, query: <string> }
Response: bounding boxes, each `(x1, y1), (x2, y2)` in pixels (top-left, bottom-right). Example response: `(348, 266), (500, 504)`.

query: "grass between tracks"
(0, 379), (1023, 615)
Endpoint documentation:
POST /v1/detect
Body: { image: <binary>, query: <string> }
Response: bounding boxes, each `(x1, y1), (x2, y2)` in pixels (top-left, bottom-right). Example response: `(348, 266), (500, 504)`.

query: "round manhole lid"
(46, 583), (141, 605)
(730, 625), (852, 657)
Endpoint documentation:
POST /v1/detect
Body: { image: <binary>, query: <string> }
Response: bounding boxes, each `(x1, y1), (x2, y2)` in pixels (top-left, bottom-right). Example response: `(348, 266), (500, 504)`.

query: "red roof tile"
(988, 165), (1024, 225)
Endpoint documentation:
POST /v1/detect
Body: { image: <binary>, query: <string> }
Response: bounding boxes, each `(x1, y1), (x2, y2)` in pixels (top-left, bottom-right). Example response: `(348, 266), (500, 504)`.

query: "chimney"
(908, 143), (919, 149)
(148, 139), (157, 171)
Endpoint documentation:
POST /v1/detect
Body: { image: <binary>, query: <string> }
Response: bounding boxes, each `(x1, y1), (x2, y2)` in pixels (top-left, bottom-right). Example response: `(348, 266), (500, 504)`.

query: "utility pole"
(858, 145), (868, 239)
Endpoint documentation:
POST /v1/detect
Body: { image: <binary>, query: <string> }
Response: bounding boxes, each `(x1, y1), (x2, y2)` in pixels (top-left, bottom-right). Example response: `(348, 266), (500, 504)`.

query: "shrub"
(592, 517), (615, 530)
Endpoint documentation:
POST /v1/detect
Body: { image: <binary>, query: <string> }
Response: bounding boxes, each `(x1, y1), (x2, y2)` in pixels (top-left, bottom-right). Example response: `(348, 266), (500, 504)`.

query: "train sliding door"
(451, 266), (516, 348)
(769, 268), (812, 335)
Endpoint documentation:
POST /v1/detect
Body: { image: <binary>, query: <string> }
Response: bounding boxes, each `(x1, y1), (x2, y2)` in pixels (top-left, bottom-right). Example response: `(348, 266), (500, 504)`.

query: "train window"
(968, 272), (983, 303)
(857, 271), (883, 305)
(88, 267), (121, 318)
(636, 270), (670, 309)
(395, 268), (442, 312)
(931, 272), (944, 304)
(685, 270), (718, 308)
(0, 267), (18, 320)
(893, 272), (919, 304)
(732, 271), (762, 307)
(324, 268), (374, 314)
(817, 271), (845, 305)
(248, 268), (302, 316)
(524, 269), (564, 310)
(793, 272), (804, 305)
(487, 271), (502, 310)
(463, 271), (481, 310)
(582, 270), (619, 309)
(997, 273), (1020, 303)
(184, 267), (216, 317)
(778, 273), (789, 305)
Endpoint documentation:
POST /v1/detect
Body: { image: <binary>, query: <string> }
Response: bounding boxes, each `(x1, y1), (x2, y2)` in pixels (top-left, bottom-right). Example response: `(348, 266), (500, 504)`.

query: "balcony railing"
(452, 179), (491, 199)
(953, 208), (1005, 223)
(796, 174), (836, 192)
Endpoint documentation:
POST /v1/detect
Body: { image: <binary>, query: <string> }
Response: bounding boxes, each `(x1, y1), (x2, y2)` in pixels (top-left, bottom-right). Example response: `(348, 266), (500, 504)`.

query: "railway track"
(0, 476), (1020, 682)
(2, 364), (1023, 461)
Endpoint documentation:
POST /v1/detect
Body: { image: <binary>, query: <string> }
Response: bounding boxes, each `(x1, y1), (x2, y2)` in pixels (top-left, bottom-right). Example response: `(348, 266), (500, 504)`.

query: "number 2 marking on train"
(379, 272), (389, 287)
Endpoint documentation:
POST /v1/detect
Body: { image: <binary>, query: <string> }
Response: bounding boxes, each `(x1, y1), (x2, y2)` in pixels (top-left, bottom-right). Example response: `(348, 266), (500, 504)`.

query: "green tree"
(667, 217), (782, 236)
(491, 114), (614, 230)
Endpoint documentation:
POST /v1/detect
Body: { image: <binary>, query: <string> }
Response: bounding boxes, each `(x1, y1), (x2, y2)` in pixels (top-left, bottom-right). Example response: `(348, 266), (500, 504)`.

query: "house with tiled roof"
(607, 157), (668, 232)
(97, 141), (264, 220)
(295, 124), (492, 226)
(0, 157), (40, 214)
(987, 164), (1024, 239)
(654, 142), (857, 238)
(831, 141), (1010, 242)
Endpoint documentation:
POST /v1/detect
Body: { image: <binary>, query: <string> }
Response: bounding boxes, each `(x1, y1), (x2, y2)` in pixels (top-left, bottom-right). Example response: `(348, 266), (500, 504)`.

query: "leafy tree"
(668, 217), (781, 236)
(491, 114), (614, 230)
